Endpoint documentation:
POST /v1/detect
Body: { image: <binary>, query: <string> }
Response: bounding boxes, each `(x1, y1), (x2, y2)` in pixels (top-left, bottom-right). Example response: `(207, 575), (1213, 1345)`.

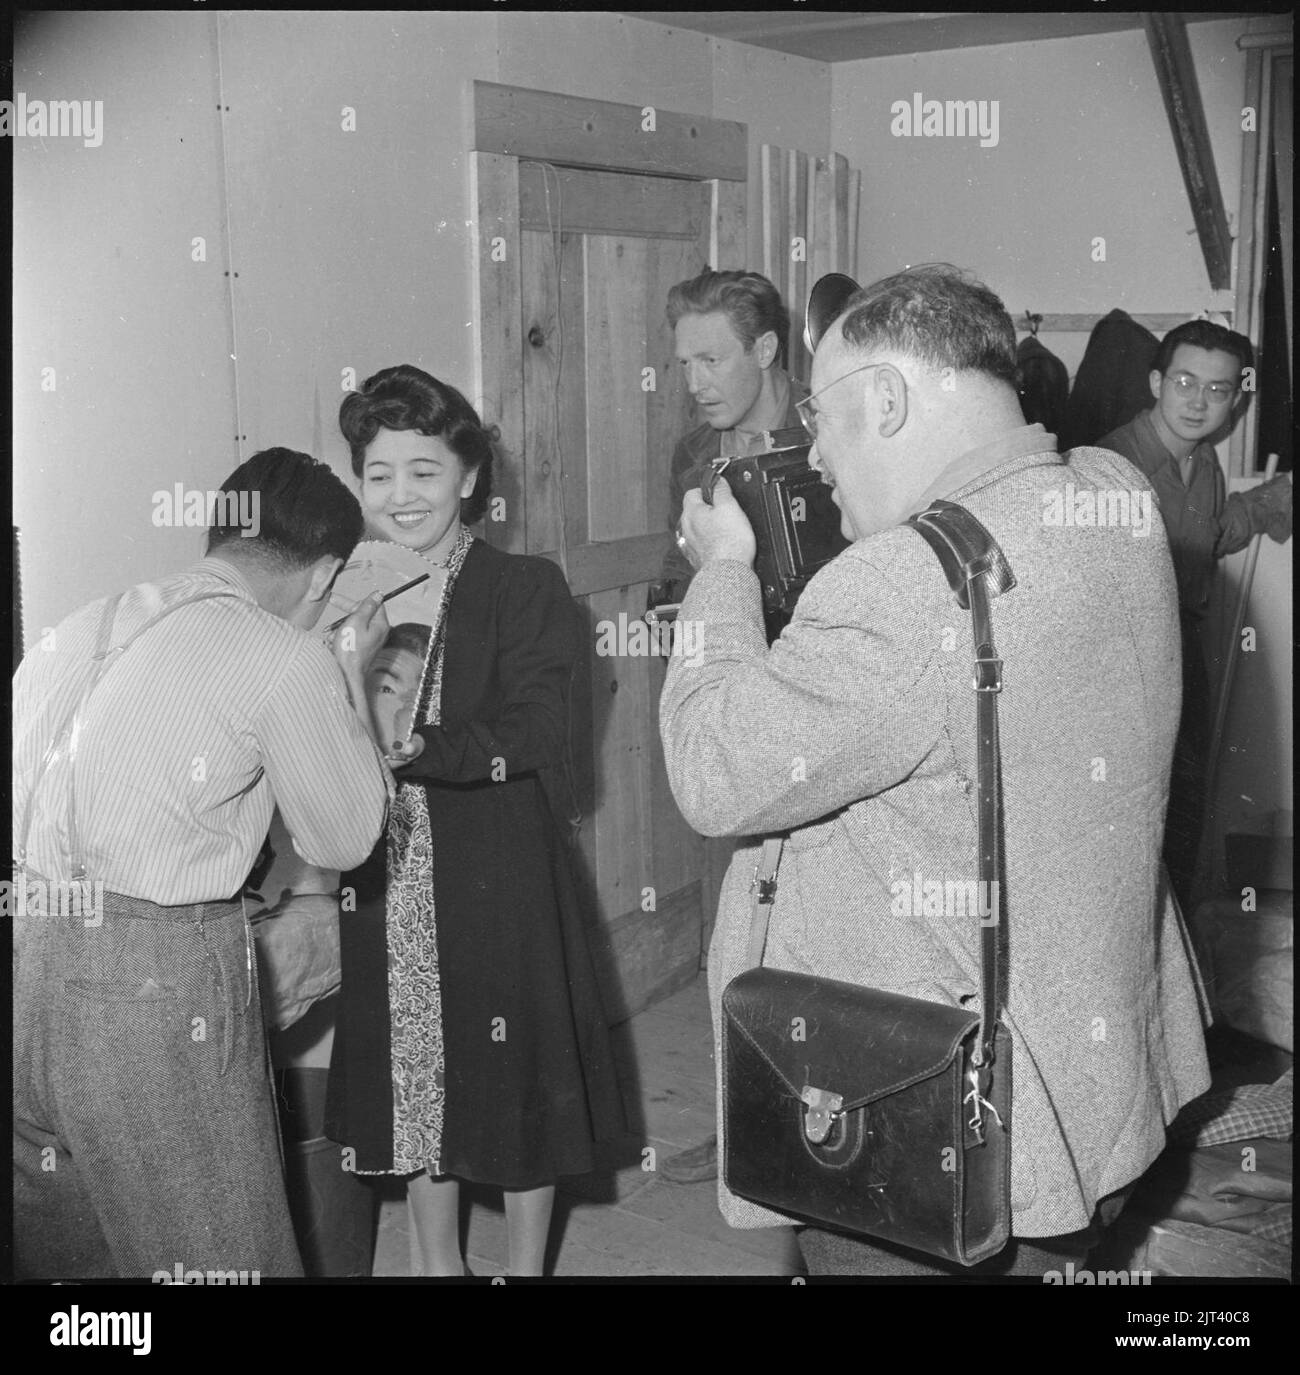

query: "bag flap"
(722, 967), (978, 1111)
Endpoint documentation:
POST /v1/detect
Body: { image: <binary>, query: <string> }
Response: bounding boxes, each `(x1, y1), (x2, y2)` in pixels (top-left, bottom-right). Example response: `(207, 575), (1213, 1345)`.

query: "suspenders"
(15, 590), (245, 881)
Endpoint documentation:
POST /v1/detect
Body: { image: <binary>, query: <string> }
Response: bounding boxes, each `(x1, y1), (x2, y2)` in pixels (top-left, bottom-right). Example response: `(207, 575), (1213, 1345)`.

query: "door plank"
(538, 532), (673, 597)
(589, 584), (649, 918)
(469, 152), (525, 552)
(644, 234), (703, 537)
(585, 236), (650, 542)
(474, 81), (747, 182)
(557, 233), (590, 551)
(521, 229), (565, 555)
(812, 155), (832, 286)
(848, 169), (862, 281)
(831, 152), (850, 276)
(788, 150), (811, 383)
(712, 177), (748, 274)
(519, 162), (706, 241)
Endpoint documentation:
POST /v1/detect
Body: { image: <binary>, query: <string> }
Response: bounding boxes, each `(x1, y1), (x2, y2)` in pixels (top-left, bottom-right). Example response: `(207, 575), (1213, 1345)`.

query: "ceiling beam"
(1143, 12), (1234, 291)
(624, 11), (1242, 63)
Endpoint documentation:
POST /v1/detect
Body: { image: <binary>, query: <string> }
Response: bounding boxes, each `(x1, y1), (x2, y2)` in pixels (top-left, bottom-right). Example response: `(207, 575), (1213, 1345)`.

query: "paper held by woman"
(324, 539), (447, 633)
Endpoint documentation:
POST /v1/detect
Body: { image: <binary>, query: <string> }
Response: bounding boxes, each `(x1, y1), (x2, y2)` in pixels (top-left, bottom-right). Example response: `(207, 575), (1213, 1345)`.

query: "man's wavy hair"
(837, 264), (1018, 386)
(339, 365), (496, 525)
(666, 267), (790, 369)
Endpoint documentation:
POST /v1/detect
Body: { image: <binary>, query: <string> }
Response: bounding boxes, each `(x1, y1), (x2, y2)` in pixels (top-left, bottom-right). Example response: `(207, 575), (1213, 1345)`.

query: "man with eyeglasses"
(1100, 321), (1291, 911)
(660, 264), (1211, 1275)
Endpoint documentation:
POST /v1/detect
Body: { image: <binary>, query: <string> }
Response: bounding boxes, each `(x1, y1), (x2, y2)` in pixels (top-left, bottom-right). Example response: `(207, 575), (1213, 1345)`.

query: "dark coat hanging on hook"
(1016, 334), (1070, 439)
(1061, 309), (1159, 450)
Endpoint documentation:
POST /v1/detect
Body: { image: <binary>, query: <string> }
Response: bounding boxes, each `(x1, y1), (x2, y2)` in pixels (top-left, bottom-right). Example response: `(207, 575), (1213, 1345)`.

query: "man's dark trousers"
(13, 890), (304, 1278)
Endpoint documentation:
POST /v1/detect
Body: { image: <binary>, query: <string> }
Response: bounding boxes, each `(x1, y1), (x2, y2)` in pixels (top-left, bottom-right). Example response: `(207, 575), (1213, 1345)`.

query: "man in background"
(653, 268), (806, 1184)
(1100, 321), (1292, 912)
(13, 448), (394, 1279)
(657, 268), (809, 630)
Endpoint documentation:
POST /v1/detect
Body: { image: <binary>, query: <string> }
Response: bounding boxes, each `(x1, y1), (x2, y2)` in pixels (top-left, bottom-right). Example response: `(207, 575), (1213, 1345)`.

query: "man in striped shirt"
(13, 448), (394, 1279)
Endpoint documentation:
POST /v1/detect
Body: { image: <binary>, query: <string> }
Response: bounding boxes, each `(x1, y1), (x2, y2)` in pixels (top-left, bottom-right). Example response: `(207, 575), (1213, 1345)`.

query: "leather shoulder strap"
(905, 500), (1013, 1067)
(742, 501), (1014, 1070)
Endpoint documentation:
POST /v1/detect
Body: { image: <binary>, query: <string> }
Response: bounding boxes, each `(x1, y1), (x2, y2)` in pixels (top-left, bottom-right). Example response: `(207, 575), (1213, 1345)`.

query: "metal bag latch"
(800, 1085), (844, 1144)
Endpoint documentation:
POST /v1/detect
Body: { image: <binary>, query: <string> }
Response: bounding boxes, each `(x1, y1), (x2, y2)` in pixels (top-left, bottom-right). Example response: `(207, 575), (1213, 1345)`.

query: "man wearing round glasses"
(1099, 322), (1291, 912)
(661, 264), (1211, 1276)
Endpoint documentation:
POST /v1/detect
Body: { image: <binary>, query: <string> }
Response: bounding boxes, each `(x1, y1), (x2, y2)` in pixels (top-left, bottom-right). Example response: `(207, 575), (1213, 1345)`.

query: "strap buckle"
(964, 1065), (1004, 1145)
(749, 853), (779, 905)
(973, 655), (1003, 693)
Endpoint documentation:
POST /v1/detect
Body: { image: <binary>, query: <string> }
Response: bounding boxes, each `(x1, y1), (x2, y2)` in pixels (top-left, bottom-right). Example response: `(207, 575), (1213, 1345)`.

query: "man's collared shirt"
(13, 557), (392, 905)
(1099, 408), (1259, 620)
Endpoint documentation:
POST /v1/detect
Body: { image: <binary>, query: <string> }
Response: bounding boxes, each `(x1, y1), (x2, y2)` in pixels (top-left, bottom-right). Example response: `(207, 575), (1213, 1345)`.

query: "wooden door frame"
(467, 80), (747, 593)
(1231, 32), (1293, 478)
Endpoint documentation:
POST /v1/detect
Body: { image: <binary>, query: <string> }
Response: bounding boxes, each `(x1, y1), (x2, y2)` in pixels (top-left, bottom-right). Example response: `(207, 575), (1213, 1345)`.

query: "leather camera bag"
(720, 500), (1015, 1266)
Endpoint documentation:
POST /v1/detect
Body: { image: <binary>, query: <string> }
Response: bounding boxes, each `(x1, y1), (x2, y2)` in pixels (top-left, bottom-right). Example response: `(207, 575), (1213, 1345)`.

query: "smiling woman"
(340, 365), (495, 562)
(327, 365), (628, 1278)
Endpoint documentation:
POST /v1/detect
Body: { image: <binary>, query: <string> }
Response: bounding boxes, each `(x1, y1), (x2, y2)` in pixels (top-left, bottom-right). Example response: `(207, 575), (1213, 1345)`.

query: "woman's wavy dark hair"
(339, 365), (496, 525)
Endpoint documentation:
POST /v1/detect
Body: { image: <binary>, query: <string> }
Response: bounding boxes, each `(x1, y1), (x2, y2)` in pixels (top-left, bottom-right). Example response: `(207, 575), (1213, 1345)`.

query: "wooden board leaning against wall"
(470, 83), (747, 1023)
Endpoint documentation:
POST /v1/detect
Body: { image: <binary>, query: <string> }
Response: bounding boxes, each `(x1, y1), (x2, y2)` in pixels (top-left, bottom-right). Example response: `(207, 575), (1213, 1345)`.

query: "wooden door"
(470, 84), (746, 1021)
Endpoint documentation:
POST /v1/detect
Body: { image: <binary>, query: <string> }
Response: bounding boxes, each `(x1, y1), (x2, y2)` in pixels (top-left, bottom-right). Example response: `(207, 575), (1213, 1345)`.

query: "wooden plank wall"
(760, 146), (861, 383)
(471, 90), (755, 1023)
(469, 152), (525, 553)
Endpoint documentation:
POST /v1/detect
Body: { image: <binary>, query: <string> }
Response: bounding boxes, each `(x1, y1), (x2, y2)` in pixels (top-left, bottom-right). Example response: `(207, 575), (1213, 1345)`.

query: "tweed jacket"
(659, 425), (1211, 1238)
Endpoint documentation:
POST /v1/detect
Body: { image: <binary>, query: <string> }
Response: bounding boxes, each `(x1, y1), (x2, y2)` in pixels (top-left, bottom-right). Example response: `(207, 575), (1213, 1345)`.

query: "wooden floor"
(371, 972), (802, 1278)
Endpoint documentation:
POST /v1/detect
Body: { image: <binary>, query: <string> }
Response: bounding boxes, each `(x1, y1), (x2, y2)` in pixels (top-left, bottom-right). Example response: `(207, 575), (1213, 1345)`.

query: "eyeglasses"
(1163, 372), (1239, 404)
(795, 361), (887, 440)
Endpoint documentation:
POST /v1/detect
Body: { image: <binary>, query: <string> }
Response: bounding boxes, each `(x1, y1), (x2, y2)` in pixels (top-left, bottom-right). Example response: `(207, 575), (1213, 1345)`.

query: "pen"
(324, 572), (431, 633)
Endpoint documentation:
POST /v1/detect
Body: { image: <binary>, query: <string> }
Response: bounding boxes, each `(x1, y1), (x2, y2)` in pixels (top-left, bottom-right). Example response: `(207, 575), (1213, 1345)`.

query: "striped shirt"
(12, 557), (392, 905)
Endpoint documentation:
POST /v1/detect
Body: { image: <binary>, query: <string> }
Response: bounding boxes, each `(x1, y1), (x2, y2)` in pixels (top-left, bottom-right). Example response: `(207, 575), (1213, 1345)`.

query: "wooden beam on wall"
(469, 152), (525, 552)
(710, 177), (746, 271)
(1143, 12), (1234, 291)
(1014, 312), (1232, 334)
(1231, 47), (1266, 479)
(537, 532), (673, 597)
(1271, 55), (1293, 377)
(518, 162), (706, 240)
(473, 81), (746, 182)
